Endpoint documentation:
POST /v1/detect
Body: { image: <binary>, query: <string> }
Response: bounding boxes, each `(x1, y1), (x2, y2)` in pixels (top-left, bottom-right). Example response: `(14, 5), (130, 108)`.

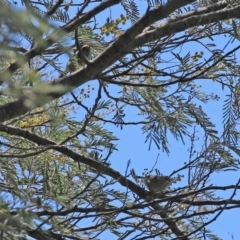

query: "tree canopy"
(0, 0), (240, 239)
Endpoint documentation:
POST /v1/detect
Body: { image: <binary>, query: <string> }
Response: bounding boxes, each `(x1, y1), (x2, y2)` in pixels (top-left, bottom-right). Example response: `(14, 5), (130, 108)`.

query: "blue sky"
(61, 1), (240, 239)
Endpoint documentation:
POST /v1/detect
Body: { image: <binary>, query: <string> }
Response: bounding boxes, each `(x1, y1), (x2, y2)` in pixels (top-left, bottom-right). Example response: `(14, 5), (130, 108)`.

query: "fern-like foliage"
(121, 0), (139, 23)
(222, 91), (239, 146)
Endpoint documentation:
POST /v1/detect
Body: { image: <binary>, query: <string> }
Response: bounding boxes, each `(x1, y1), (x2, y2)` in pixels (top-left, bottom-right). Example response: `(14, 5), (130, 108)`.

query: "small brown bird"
(60, 45), (91, 77)
(136, 175), (174, 193)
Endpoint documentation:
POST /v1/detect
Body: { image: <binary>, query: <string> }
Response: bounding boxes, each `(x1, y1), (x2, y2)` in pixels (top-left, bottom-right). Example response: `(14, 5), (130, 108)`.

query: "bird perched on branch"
(131, 169), (174, 193)
(59, 44), (91, 78)
(139, 175), (173, 193)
